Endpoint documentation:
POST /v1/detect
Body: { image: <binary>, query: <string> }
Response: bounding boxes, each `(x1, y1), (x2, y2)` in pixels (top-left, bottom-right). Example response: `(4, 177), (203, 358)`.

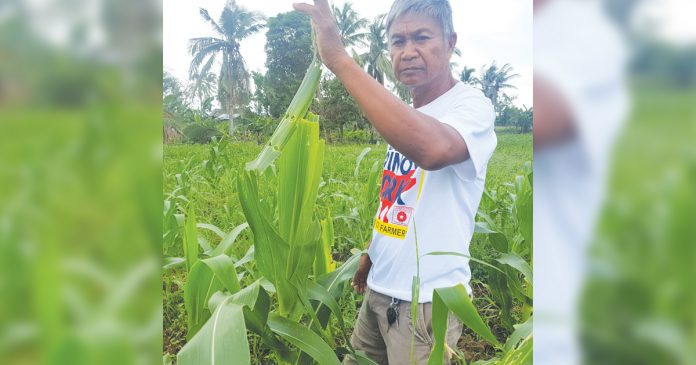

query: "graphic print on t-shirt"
(374, 146), (418, 239)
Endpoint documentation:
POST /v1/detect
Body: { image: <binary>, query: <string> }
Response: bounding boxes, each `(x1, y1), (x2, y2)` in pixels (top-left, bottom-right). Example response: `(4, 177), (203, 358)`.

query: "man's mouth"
(401, 67), (422, 73)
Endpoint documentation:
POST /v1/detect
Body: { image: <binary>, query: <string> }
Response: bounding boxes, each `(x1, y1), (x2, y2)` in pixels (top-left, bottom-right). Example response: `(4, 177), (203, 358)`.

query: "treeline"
(163, 1), (531, 144)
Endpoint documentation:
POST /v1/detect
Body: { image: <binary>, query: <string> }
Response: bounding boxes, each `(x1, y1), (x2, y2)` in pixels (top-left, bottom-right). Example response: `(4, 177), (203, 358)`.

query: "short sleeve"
(438, 89), (497, 181)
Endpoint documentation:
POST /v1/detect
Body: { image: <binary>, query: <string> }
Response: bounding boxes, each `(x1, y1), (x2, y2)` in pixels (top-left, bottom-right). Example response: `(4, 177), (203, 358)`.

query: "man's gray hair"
(385, 0), (455, 40)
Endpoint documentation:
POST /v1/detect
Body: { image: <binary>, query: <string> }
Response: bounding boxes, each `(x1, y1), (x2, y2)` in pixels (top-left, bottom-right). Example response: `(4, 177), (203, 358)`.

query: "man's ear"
(448, 32), (458, 53)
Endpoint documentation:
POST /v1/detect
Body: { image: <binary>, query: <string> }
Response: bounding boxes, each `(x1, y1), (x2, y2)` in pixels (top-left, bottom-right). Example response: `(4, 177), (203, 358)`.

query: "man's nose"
(402, 41), (418, 60)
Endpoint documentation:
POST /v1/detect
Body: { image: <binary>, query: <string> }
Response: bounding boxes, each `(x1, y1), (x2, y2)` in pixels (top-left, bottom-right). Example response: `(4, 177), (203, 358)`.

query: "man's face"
(388, 12), (455, 90)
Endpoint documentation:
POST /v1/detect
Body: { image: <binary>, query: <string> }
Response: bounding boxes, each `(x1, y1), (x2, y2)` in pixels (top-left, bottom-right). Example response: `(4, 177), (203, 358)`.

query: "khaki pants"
(343, 288), (464, 365)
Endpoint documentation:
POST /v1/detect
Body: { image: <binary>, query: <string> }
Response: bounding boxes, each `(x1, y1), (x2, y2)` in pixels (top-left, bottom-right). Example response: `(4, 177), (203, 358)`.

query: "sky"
(163, 0), (534, 107)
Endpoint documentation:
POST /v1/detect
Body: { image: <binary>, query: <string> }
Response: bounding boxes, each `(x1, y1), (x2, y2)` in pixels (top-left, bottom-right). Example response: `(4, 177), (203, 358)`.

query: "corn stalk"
(238, 117), (325, 318)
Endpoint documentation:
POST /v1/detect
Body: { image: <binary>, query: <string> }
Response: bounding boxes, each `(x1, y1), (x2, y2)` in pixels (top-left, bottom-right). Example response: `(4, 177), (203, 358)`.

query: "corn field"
(162, 57), (533, 364)
(163, 132), (532, 364)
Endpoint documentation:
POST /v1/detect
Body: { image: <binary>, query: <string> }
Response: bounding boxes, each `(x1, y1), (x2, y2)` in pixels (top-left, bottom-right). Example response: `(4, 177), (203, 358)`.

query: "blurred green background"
(578, 2), (696, 364)
(0, 0), (162, 364)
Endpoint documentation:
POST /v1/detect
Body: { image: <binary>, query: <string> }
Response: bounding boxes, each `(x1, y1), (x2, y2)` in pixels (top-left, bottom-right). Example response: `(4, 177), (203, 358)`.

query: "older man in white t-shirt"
(294, 0), (497, 363)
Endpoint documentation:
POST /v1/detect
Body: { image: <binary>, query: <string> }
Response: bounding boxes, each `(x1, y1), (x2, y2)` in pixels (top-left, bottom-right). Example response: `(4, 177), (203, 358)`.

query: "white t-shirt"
(366, 81), (497, 303)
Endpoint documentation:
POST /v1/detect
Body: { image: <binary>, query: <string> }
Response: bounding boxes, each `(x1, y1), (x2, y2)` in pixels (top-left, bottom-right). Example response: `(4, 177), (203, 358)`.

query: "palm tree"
(187, 70), (217, 111)
(460, 66), (479, 85)
(357, 14), (414, 104)
(477, 62), (519, 114)
(332, 2), (368, 50)
(189, 1), (265, 134)
(359, 14), (389, 86)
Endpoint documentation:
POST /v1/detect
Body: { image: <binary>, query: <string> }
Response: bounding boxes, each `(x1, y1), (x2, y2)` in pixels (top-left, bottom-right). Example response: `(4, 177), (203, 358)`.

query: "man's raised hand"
(292, 0), (351, 72)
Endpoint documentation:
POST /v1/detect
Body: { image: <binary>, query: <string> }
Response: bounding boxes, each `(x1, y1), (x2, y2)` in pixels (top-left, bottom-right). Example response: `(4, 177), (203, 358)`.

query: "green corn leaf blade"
(237, 171), (288, 290)
(353, 351), (380, 365)
(496, 252), (533, 283)
(245, 145), (282, 173)
(503, 317), (532, 353)
(278, 120), (324, 243)
(234, 245), (255, 268)
(314, 215), (336, 276)
(410, 275), (421, 364)
(210, 283), (294, 362)
(428, 284), (501, 365)
(208, 222), (249, 257)
(163, 257), (185, 270)
(498, 334), (532, 365)
(305, 280), (345, 330)
(183, 206), (200, 273)
(294, 281), (333, 341)
(207, 291), (229, 314)
(184, 261), (223, 339)
(200, 255), (241, 295)
(354, 147), (372, 177)
(246, 57), (322, 173)
(489, 232), (509, 252)
(424, 251), (506, 274)
(268, 314), (341, 365)
(197, 223), (225, 239)
(427, 289), (449, 365)
(317, 251), (362, 298)
(177, 298), (250, 365)
(488, 270), (515, 331)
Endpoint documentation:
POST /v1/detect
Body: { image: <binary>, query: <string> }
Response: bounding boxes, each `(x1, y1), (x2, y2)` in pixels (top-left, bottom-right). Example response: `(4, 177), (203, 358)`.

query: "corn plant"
(173, 43), (378, 364)
(471, 162), (533, 331)
(201, 136), (231, 184)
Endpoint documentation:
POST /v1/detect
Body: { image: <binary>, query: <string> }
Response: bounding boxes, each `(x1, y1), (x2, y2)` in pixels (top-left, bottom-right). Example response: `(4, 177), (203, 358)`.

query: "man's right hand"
(351, 254), (372, 294)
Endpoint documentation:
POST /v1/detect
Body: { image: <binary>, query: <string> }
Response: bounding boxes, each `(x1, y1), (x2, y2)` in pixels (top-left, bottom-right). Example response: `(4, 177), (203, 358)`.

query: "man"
(293, 0), (497, 363)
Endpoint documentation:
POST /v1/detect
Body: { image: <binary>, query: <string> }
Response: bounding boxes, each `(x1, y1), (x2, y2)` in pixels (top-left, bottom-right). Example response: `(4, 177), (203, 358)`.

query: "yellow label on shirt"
(374, 218), (408, 239)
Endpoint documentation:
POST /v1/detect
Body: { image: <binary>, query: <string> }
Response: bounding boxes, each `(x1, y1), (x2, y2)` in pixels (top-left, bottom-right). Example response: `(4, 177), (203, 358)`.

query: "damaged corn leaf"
(245, 56), (322, 172)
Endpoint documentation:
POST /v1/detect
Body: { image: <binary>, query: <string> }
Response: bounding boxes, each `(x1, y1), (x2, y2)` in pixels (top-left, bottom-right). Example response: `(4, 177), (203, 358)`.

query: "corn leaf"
(184, 260), (223, 339)
(317, 251), (362, 298)
(428, 285), (501, 365)
(183, 207), (200, 272)
(503, 317), (532, 353)
(183, 255), (241, 339)
(496, 253), (533, 282)
(268, 314), (341, 365)
(498, 334), (532, 365)
(200, 255), (241, 295)
(314, 214), (336, 276)
(246, 57), (322, 172)
(177, 297), (250, 365)
(208, 222), (249, 257)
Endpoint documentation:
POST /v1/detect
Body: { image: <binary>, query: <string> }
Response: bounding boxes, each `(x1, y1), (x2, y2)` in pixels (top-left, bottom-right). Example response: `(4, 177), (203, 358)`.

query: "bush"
(183, 124), (222, 144)
(344, 129), (373, 144)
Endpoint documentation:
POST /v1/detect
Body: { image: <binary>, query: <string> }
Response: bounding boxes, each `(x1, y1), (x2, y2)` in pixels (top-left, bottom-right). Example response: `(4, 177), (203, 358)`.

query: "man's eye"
(392, 39), (404, 46)
(416, 36), (430, 42)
